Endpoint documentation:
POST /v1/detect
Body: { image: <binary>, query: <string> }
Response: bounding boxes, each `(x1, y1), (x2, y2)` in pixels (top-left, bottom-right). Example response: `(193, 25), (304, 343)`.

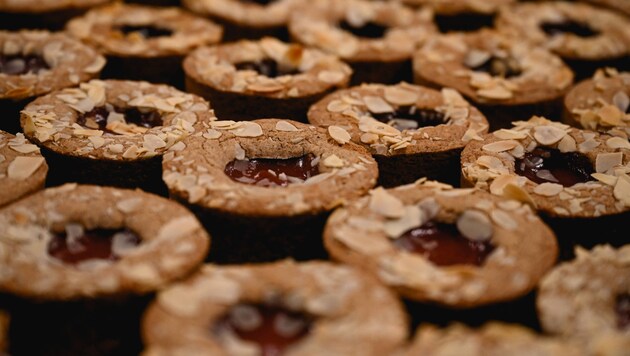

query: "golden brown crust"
(0, 184), (210, 300)
(163, 118), (378, 217)
(323, 180), (557, 307)
(401, 0), (514, 14)
(576, 0), (630, 16)
(142, 260), (409, 356)
(0, 131), (48, 207)
(0, 0), (109, 13)
(182, 0), (301, 28)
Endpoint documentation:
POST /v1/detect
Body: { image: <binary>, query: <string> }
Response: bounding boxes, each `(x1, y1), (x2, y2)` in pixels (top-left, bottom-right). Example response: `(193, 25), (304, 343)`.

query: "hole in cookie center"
(217, 304), (312, 356)
(77, 106), (163, 134)
(48, 225), (141, 265)
(235, 58), (300, 78)
(393, 221), (494, 266)
(616, 294), (630, 330)
(339, 21), (388, 39)
(469, 56), (522, 78)
(224, 154), (320, 187)
(540, 20), (600, 38)
(0, 54), (50, 75)
(514, 147), (594, 187)
(370, 107), (445, 131)
(118, 25), (173, 38)
(435, 13), (495, 33)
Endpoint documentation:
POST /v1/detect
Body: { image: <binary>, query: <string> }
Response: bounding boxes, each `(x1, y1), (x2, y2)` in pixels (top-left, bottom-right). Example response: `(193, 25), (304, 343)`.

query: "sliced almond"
(596, 152), (623, 173)
(490, 210), (517, 231)
(323, 154), (345, 168)
(503, 183), (536, 207)
(477, 86), (513, 100)
(482, 140), (519, 153)
(369, 188), (405, 218)
(275, 121), (299, 132)
(492, 129), (528, 140)
(533, 183), (564, 196)
(476, 155), (504, 170)
(7, 156), (45, 180)
(612, 90), (629, 113)
(457, 210), (493, 242)
(247, 82), (284, 93)
(328, 126), (351, 145)
(232, 122), (263, 137)
(464, 49), (491, 68)
(533, 125), (566, 145)
(327, 100), (351, 113)
(557, 134), (577, 153)
(363, 96), (393, 114)
(591, 173), (618, 186)
(606, 137), (630, 150)
(318, 70), (345, 84)
(384, 206), (424, 238)
(384, 87), (418, 106)
(613, 175), (630, 207)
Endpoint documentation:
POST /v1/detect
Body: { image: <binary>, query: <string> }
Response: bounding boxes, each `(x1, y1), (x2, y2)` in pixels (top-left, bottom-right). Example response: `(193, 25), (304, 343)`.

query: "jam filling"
(370, 107), (445, 131)
(616, 294), (630, 330)
(235, 58), (300, 78)
(218, 304), (311, 356)
(435, 13), (495, 33)
(77, 106), (163, 134)
(48, 226), (141, 265)
(469, 56), (522, 78)
(339, 21), (388, 39)
(0, 54), (49, 75)
(119, 25), (173, 38)
(225, 154), (320, 187)
(541, 20), (600, 38)
(393, 221), (494, 266)
(514, 147), (594, 187)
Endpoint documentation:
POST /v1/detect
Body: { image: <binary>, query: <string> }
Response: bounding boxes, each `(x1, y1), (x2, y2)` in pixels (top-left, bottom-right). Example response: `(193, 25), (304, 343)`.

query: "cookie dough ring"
(184, 37), (351, 121)
(324, 181), (557, 308)
(163, 118), (378, 263)
(142, 261), (409, 356)
(0, 0), (110, 30)
(289, 0), (436, 85)
(66, 3), (222, 89)
(21, 79), (214, 194)
(496, 2), (630, 80)
(0, 30), (106, 133)
(413, 30), (574, 130)
(308, 83), (488, 187)
(564, 68), (630, 139)
(537, 245), (630, 354)
(0, 131), (48, 208)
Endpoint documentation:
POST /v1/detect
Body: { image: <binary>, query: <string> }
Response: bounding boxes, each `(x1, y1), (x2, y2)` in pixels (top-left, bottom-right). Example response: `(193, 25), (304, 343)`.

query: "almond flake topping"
(557, 135), (577, 153)
(456, 210), (493, 242)
(232, 122), (263, 138)
(477, 86), (513, 100)
(384, 206), (423, 239)
(384, 87), (418, 106)
(533, 125), (566, 145)
(323, 154), (345, 168)
(591, 173), (617, 186)
(328, 126), (351, 145)
(369, 188), (405, 219)
(613, 91), (629, 113)
(7, 157), (45, 180)
(606, 137), (630, 150)
(363, 96), (393, 114)
(613, 176), (630, 207)
(275, 121), (299, 132)
(595, 152), (623, 173)
(482, 140), (519, 153)
(492, 129), (528, 140)
(533, 183), (564, 196)
(317, 70), (345, 84)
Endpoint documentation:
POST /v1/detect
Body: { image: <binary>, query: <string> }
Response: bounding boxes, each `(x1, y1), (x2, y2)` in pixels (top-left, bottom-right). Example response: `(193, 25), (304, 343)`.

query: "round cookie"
(0, 0), (111, 30)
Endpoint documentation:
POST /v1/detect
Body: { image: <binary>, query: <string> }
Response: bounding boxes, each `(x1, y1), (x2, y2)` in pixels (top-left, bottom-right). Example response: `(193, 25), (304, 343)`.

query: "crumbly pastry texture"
(142, 260), (408, 356)
(414, 29), (574, 104)
(496, 2), (630, 60)
(66, 3), (223, 58)
(0, 0), (109, 13)
(401, 0), (514, 14)
(324, 180), (557, 307)
(308, 83), (488, 157)
(0, 130), (48, 207)
(538, 245), (630, 354)
(163, 118), (378, 217)
(462, 116), (630, 218)
(21, 79), (214, 161)
(0, 31), (106, 100)
(184, 37), (352, 99)
(182, 0), (301, 28)
(0, 184), (210, 299)
(289, 0), (436, 62)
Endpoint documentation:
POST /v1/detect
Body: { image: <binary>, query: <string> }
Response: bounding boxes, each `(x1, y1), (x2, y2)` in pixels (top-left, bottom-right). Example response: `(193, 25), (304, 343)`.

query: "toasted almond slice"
(591, 173), (618, 186)
(323, 154), (345, 168)
(328, 126), (351, 145)
(457, 210), (493, 242)
(613, 175), (630, 206)
(363, 96), (393, 114)
(369, 187), (405, 218)
(491, 210), (517, 231)
(482, 140), (519, 153)
(477, 155), (504, 170)
(464, 49), (491, 68)
(7, 156), (45, 180)
(596, 152), (623, 173)
(477, 86), (513, 100)
(275, 121), (299, 132)
(327, 100), (351, 113)
(533, 125), (566, 145)
(384, 87), (418, 106)
(384, 206), (424, 238)
(232, 122), (263, 137)
(533, 183), (564, 196)
(318, 70), (345, 84)
(613, 90), (630, 113)
(557, 134), (577, 153)
(606, 137), (630, 150)
(492, 129), (528, 140)
(503, 183), (536, 207)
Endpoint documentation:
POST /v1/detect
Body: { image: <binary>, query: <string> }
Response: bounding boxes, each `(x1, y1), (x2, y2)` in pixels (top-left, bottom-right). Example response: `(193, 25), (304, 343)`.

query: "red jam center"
(220, 304), (311, 356)
(541, 20), (599, 38)
(0, 55), (49, 75)
(77, 106), (163, 133)
(435, 12), (495, 33)
(339, 21), (388, 39)
(616, 294), (630, 330)
(235, 59), (300, 78)
(119, 25), (173, 38)
(48, 226), (140, 265)
(224, 154), (320, 187)
(393, 221), (494, 266)
(370, 107), (445, 131)
(469, 56), (522, 78)
(514, 147), (594, 187)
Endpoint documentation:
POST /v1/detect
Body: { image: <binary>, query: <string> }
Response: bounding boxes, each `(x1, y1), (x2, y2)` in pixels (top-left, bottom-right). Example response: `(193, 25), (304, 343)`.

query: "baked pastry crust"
(182, 0), (299, 29)
(400, 0), (514, 14)
(0, 0), (109, 13)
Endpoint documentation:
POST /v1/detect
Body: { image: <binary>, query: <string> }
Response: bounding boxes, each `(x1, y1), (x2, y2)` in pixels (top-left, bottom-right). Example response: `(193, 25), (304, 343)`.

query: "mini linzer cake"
(0, 184), (209, 355)
(142, 261), (408, 355)
(496, 2), (630, 80)
(403, 323), (580, 356)
(183, 37), (352, 121)
(20, 79), (214, 194)
(0, 0), (110, 30)
(413, 29), (574, 130)
(66, 3), (223, 88)
(538, 245), (630, 355)
(461, 116), (630, 259)
(162, 118), (378, 263)
(0, 130), (48, 207)
(323, 180), (557, 326)
(564, 68), (630, 139)
(289, 0), (436, 85)
(0, 30), (106, 133)
(307, 83), (488, 187)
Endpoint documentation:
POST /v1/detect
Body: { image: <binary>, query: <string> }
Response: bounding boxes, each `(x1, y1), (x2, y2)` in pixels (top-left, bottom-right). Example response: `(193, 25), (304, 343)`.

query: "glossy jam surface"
(48, 227), (141, 265)
(616, 294), (630, 330)
(225, 154), (320, 187)
(77, 106), (163, 133)
(119, 25), (173, 38)
(541, 20), (599, 38)
(393, 221), (494, 266)
(0, 55), (49, 75)
(469, 56), (522, 78)
(371, 107), (445, 131)
(339, 21), (387, 39)
(514, 147), (594, 187)
(435, 13), (495, 33)
(218, 304), (311, 356)
(235, 59), (299, 78)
